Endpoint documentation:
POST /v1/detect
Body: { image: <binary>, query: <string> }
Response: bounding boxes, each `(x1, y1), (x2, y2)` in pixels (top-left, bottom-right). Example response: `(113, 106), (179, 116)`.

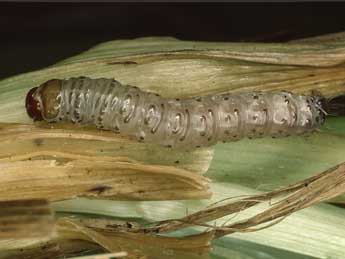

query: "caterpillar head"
(26, 79), (62, 121)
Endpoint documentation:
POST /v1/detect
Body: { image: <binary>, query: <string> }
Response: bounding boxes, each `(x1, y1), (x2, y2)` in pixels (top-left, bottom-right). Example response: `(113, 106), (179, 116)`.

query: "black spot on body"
(114, 126), (120, 133)
(126, 222), (134, 228)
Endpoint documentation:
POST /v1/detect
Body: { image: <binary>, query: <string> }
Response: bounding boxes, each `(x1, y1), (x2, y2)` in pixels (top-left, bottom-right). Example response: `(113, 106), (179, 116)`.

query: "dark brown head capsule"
(25, 79), (62, 121)
(26, 87), (43, 121)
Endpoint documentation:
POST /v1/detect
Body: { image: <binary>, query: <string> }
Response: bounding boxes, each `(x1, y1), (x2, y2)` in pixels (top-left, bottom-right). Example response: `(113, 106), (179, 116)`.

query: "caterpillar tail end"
(26, 87), (43, 121)
(324, 95), (345, 117)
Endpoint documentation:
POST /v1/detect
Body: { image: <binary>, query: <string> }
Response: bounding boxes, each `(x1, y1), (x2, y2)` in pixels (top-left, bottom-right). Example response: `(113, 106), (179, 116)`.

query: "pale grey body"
(48, 77), (324, 149)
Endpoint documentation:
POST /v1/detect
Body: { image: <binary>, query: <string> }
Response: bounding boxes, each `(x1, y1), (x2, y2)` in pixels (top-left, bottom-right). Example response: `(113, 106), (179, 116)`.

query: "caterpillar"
(26, 77), (325, 149)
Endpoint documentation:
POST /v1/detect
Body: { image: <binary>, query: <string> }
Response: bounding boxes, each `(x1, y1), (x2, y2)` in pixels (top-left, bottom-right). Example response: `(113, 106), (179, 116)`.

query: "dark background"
(1, 3), (345, 80)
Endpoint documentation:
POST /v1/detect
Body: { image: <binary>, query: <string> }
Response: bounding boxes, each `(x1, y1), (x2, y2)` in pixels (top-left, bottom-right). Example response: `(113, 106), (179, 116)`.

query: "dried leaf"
(57, 218), (213, 259)
(0, 199), (55, 239)
(0, 152), (210, 202)
(141, 162), (345, 238)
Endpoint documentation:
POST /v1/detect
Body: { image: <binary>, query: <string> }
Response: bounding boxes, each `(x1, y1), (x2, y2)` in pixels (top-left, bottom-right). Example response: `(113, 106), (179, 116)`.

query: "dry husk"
(3, 161), (345, 259)
(0, 216), (213, 259)
(0, 199), (55, 239)
(0, 124), (210, 201)
(0, 123), (211, 201)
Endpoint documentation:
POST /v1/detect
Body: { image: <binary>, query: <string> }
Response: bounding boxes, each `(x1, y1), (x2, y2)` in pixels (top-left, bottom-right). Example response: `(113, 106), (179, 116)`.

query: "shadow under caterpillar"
(26, 77), (326, 149)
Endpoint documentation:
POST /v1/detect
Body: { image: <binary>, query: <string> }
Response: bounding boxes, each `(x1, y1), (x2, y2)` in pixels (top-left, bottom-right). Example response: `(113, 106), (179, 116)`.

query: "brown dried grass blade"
(0, 122), (212, 174)
(0, 242), (63, 259)
(142, 162), (345, 237)
(214, 163), (345, 237)
(1, 217), (212, 259)
(0, 155), (210, 201)
(0, 123), (211, 201)
(57, 218), (213, 259)
(0, 199), (55, 239)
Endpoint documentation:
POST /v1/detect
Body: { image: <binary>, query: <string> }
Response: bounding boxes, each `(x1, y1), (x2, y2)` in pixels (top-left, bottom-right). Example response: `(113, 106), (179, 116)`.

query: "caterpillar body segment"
(26, 77), (325, 149)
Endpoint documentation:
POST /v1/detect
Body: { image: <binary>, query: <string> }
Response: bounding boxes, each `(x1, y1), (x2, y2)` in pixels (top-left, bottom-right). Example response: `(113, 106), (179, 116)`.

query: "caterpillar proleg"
(26, 77), (325, 149)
